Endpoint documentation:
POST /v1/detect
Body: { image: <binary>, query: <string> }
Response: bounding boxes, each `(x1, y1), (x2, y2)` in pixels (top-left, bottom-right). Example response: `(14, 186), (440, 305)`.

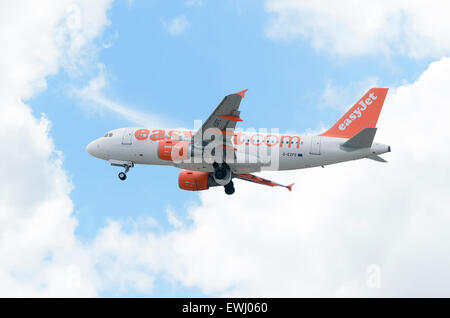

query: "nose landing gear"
(109, 160), (134, 181)
(118, 164), (131, 181)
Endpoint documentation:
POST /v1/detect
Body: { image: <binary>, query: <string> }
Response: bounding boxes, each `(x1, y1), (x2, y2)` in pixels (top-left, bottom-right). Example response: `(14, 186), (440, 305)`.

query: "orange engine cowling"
(158, 140), (190, 161)
(179, 170), (210, 191)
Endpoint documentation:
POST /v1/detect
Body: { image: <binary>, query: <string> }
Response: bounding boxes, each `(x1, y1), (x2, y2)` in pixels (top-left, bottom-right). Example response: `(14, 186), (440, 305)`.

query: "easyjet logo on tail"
(338, 93), (378, 131)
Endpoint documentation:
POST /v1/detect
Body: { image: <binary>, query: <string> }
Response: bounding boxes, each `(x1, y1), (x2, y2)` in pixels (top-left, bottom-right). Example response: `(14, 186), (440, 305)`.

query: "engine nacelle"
(179, 170), (210, 191)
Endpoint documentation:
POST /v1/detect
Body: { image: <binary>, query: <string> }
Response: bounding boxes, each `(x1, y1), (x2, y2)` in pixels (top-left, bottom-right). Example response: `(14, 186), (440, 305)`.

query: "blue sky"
(5, 0), (450, 297)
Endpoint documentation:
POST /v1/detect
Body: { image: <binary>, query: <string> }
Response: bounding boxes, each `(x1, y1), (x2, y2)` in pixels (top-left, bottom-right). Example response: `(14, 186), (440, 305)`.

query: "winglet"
(236, 89), (248, 98)
(287, 183), (294, 192)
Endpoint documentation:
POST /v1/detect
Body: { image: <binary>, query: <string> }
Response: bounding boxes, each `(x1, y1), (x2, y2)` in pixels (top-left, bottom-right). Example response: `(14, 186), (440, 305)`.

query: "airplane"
(86, 88), (391, 195)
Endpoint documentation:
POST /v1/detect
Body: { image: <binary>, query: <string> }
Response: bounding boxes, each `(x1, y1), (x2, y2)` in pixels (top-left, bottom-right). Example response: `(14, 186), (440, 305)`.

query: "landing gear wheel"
(215, 168), (227, 180)
(213, 162), (228, 180)
(111, 162), (133, 181)
(224, 181), (235, 195)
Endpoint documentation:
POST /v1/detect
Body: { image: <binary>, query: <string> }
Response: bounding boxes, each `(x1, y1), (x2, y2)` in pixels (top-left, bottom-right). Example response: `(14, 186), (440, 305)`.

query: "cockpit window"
(104, 132), (113, 137)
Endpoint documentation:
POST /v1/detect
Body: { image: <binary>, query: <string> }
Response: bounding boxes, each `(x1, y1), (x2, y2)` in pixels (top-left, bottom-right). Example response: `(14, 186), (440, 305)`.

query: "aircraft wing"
(236, 173), (294, 191)
(193, 89), (247, 142)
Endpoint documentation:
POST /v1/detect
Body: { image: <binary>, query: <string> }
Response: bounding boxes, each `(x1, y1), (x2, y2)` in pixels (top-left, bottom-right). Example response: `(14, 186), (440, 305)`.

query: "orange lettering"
(280, 135), (300, 148)
(250, 134), (263, 146)
(150, 129), (166, 141)
(264, 134), (279, 147)
(135, 129), (150, 140)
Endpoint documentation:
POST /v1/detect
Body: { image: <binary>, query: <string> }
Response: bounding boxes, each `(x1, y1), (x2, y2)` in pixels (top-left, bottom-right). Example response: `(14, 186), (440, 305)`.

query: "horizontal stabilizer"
(342, 127), (377, 148)
(367, 154), (387, 163)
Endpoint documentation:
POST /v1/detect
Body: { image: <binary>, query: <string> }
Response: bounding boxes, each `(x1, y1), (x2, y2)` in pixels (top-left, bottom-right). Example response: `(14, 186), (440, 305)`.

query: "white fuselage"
(86, 127), (390, 174)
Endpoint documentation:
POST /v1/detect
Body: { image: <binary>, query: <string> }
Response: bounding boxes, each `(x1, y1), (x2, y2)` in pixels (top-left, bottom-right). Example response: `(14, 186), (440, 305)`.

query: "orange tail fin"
(320, 88), (388, 138)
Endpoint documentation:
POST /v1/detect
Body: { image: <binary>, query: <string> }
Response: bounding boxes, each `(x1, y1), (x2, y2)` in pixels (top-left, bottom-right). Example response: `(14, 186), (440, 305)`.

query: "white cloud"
(167, 207), (183, 229)
(93, 57), (450, 297)
(0, 0), (112, 296)
(73, 66), (170, 127)
(90, 220), (157, 293)
(265, 0), (450, 58)
(163, 16), (189, 36)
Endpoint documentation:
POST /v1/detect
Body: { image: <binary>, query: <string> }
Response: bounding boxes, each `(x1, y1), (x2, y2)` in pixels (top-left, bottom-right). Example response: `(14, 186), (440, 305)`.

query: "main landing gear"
(213, 162), (228, 180)
(224, 181), (235, 195)
(213, 162), (235, 195)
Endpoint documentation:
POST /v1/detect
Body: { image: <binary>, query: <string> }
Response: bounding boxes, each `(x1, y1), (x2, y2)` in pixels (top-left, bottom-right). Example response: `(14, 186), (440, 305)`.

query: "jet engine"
(179, 170), (210, 191)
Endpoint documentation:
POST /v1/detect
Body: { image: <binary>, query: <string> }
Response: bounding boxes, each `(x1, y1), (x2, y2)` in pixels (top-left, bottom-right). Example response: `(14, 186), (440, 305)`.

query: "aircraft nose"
(86, 139), (101, 158)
